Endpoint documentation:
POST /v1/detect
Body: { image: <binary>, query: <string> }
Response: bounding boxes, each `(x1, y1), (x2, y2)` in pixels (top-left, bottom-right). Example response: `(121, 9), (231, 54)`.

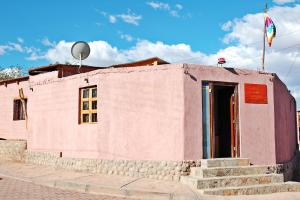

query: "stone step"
(180, 174), (283, 189)
(201, 181), (300, 196)
(201, 158), (250, 168)
(191, 165), (277, 178)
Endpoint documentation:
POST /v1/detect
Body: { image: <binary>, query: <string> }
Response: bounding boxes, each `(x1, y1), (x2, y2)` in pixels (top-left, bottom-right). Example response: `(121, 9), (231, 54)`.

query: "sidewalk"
(0, 161), (204, 200)
(0, 161), (300, 200)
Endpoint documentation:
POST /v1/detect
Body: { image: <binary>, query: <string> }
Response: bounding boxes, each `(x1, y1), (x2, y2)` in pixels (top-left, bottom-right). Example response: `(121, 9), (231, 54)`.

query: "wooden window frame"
(13, 98), (27, 121)
(79, 86), (97, 124)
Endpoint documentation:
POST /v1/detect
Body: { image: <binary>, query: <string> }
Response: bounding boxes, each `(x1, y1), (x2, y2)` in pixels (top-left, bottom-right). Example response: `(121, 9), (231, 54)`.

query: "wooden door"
(230, 86), (240, 157)
(209, 83), (214, 158)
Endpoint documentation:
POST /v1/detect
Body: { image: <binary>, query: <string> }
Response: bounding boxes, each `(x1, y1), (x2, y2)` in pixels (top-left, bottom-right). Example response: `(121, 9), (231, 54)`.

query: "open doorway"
(213, 85), (234, 158)
(202, 82), (239, 159)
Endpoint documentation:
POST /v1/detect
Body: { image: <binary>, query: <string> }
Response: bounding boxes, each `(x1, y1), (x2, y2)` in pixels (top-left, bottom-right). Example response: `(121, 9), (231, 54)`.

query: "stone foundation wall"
(1, 140), (299, 182)
(24, 151), (201, 181)
(0, 140), (27, 161)
(274, 152), (300, 181)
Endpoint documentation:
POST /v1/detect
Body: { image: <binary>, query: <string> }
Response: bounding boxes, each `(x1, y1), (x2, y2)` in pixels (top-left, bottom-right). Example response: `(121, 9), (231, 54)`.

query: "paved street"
(0, 177), (134, 200)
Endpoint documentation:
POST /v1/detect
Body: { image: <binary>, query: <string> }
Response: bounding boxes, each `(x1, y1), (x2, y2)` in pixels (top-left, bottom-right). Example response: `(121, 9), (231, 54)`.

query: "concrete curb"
(53, 180), (174, 200)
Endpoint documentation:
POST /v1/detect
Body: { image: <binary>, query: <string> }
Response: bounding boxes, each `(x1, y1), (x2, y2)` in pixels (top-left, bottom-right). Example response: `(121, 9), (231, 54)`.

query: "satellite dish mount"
(71, 41), (91, 71)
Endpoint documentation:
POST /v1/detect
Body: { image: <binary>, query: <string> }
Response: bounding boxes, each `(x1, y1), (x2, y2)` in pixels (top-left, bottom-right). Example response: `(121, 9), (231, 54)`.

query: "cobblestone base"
(24, 150), (201, 181)
(0, 140), (27, 161)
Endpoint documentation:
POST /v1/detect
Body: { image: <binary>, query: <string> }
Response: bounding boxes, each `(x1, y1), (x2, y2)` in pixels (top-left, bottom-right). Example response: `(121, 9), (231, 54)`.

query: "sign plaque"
(244, 83), (268, 104)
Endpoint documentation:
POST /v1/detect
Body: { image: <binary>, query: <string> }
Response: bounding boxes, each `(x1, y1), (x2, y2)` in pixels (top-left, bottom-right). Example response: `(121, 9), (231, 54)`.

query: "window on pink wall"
(79, 86), (97, 124)
(13, 99), (27, 120)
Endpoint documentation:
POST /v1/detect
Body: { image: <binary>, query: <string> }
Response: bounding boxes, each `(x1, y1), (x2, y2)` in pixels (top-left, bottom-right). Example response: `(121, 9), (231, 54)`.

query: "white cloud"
(176, 4), (183, 10)
(41, 38), (56, 47)
(95, 22), (102, 27)
(146, 1), (183, 17)
(102, 10), (142, 26)
(0, 39), (43, 61)
(43, 40), (127, 66)
(26, 50), (44, 61)
(0, 45), (9, 55)
(222, 5), (300, 49)
(123, 40), (206, 63)
(120, 33), (134, 42)
(147, 1), (170, 10)
(8, 43), (23, 52)
(40, 39), (206, 67)
(221, 21), (233, 31)
(273, 0), (296, 5)
(109, 15), (117, 23)
(0, 38), (41, 57)
(17, 37), (24, 43)
(169, 10), (179, 17)
(117, 12), (142, 26)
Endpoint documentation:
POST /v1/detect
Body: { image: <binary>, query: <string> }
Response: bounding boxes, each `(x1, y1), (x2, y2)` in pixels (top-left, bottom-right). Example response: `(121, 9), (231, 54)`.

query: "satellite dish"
(71, 41), (90, 67)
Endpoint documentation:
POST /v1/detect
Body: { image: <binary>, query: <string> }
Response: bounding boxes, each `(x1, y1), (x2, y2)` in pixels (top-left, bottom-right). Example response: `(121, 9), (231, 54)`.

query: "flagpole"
(262, 3), (267, 71)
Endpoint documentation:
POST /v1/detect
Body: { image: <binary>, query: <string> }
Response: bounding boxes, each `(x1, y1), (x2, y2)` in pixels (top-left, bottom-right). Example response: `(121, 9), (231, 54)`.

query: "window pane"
(92, 88), (97, 98)
(83, 101), (89, 110)
(13, 100), (19, 120)
(13, 99), (27, 121)
(82, 114), (89, 123)
(20, 101), (25, 120)
(92, 113), (97, 122)
(17, 100), (21, 119)
(92, 101), (97, 110)
(82, 89), (89, 98)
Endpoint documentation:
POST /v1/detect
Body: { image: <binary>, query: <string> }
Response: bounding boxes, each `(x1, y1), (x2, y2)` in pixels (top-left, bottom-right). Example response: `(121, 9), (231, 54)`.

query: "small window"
(13, 99), (27, 120)
(80, 86), (97, 124)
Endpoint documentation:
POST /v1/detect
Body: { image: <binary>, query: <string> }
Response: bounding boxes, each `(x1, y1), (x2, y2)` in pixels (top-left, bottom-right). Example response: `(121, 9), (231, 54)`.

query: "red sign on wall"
(244, 83), (268, 104)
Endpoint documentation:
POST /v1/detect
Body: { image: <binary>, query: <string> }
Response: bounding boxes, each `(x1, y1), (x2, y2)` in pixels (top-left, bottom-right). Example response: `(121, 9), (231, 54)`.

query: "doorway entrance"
(202, 82), (240, 159)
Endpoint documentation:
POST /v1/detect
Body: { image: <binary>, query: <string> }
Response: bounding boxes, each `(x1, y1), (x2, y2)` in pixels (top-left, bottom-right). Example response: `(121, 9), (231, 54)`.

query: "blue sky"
(0, 0), (289, 68)
(1, 0), (300, 107)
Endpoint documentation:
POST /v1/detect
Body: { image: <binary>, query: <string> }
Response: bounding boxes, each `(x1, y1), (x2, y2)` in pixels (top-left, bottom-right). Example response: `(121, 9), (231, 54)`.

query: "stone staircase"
(181, 158), (300, 196)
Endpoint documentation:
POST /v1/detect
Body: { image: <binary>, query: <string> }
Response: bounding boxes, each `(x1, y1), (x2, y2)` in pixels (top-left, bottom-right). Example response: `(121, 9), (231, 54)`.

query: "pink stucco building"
(0, 57), (297, 165)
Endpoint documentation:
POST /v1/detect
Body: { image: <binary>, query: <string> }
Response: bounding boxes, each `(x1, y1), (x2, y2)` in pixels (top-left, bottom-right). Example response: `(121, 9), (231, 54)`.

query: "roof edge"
(0, 76), (29, 85)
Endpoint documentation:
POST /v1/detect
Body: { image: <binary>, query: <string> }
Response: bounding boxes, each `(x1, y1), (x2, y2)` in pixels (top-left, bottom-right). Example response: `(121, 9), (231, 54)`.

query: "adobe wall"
(0, 81), (29, 140)
(27, 65), (186, 161)
(0, 63), (296, 167)
(183, 64), (277, 165)
(273, 76), (298, 163)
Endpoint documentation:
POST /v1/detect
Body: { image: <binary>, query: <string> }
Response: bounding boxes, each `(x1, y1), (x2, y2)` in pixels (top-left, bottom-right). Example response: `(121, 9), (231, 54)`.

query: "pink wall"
(183, 65), (277, 164)
(0, 64), (296, 165)
(273, 76), (298, 163)
(0, 81), (29, 140)
(27, 65), (185, 160)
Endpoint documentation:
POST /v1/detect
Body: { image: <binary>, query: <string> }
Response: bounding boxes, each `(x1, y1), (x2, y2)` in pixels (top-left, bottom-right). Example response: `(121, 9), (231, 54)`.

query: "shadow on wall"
(224, 67), (239, 75)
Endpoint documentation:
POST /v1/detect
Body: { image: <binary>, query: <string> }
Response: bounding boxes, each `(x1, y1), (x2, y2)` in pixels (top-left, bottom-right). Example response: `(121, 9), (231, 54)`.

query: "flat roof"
(28, 64), (102, 75)
(109, 57), (169, 68)
(0, 76), (29, 86)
